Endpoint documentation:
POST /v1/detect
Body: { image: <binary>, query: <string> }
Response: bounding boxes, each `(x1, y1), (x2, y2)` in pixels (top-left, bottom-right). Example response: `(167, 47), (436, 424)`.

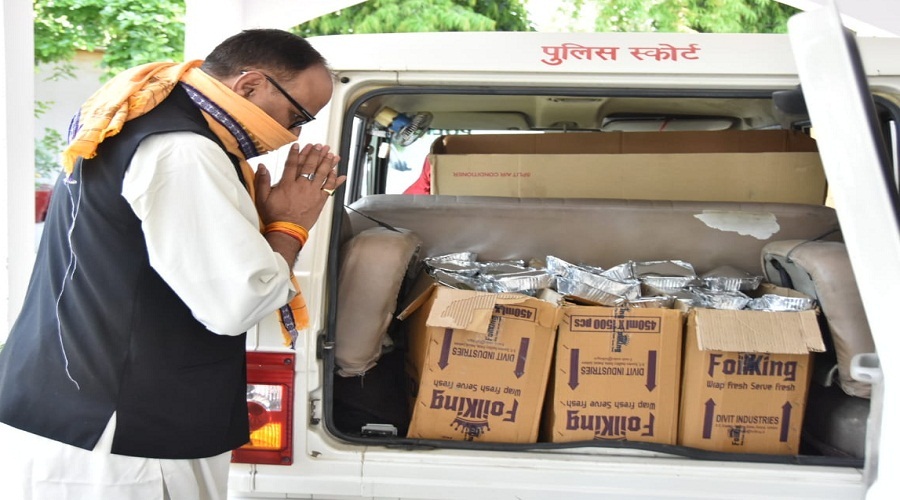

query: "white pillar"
(779, 0), (900, 36)
(1, 0), (35, 337)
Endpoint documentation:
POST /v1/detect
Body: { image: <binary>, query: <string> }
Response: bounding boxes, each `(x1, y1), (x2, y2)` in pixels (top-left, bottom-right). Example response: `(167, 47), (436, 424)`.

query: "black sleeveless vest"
(0, 86), (250, 459)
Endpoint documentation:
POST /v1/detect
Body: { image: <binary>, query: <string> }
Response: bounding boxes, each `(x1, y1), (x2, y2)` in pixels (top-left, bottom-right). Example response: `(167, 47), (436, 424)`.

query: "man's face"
(241, 65), (334, 135)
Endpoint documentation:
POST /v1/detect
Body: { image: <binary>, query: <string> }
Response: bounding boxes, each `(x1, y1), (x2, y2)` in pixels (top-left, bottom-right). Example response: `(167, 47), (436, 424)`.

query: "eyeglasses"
(246, 71), (316, 129)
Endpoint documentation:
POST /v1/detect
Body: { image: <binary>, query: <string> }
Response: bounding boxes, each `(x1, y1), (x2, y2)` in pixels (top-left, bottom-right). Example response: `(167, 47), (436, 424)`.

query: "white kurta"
(0, 132), (296, 499)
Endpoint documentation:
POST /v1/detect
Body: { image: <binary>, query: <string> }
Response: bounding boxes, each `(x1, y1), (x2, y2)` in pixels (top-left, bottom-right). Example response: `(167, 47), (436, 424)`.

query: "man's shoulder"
(137, 131), (227, 160)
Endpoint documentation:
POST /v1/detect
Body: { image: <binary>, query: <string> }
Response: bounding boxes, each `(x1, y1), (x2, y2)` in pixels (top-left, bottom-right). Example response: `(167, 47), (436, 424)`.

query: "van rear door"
(789, 3), (900, 499)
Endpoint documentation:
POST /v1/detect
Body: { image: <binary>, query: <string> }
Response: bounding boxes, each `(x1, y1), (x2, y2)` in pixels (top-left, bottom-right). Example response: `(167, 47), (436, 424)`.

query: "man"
(403, 157), (432, 194)
(0, 29), (344, 499)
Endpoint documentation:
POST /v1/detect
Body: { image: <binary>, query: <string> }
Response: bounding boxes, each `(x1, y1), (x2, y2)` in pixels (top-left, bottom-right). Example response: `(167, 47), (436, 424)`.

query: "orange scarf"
(63, 61), (308, 347)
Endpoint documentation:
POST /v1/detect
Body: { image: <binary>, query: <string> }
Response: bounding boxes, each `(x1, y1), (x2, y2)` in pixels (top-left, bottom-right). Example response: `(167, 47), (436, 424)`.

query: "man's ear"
(231, 71), (264, 98)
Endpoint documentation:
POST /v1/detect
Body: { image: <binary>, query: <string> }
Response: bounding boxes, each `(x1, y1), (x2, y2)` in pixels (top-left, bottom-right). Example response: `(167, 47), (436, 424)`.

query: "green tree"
(34, 0), (185, 78)
(564, 0), (799, 33)
(295, 0), (532, 36)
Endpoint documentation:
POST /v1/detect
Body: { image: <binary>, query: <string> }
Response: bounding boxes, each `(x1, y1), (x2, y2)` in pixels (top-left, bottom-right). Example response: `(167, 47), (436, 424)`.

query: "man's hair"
(201, 29), (327, 80)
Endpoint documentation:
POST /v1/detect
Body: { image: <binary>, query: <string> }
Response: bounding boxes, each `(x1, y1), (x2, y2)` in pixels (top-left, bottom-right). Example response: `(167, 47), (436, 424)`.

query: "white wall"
(1, 0), (35, 338)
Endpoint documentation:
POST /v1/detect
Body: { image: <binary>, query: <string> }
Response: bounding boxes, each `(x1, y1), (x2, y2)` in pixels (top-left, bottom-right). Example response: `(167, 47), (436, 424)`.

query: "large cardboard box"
(545, 305), (684, 445)
(678, 308), (826, 455)
(401, 284), (560, 443)
(429, 130), (825, 204)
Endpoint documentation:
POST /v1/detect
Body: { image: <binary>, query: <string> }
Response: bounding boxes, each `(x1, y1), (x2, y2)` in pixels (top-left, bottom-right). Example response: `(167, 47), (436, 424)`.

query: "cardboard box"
(431, 130), (820, 155)
(401, 284), (560, 443)
(678, 307), (826, 455)
(545, 305), (684, 445)
(429, 130), (825, 204)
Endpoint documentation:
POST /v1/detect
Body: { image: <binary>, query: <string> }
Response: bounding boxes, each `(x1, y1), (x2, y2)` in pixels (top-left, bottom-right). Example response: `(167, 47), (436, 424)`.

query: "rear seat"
(344, 195), (841, 272)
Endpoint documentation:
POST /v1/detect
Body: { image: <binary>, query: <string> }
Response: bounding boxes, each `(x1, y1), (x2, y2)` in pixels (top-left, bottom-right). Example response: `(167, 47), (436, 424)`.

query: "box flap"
(396, 280), (438, 322)
(493, 293), (561, 329)
(425, 286), (499, 334)
(396, 271), (443, 322)
(420, 287), (560, 333)
(690, 309), (826, 354)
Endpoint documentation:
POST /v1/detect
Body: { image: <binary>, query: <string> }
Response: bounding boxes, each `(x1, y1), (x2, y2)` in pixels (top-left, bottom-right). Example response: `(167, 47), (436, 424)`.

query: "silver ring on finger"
(299, 172), (315, 181)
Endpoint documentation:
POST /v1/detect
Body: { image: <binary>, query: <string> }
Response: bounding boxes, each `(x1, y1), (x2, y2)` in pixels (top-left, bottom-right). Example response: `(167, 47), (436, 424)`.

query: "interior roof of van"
(357, 92), (806, 132)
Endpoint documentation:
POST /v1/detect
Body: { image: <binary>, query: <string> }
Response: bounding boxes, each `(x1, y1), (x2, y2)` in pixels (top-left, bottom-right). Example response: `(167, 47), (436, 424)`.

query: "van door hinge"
(310, 397), (321, 426)
(316, 333), (334, 359)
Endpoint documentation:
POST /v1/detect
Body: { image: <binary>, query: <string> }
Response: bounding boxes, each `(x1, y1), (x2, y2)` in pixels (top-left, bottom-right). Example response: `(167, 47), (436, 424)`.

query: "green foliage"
(295, 0), (532, 36)
(580, 0), (799, 33)
(35, 127), (66, 185)
(34, 0), (185, 78)
(466, 0), (533, 31)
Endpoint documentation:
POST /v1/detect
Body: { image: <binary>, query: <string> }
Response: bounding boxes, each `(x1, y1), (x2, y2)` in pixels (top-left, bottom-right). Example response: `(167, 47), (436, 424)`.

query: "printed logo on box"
(565, 410), (656, 441)
(707, 353), (798, 382)
(429, 389), (520, 441)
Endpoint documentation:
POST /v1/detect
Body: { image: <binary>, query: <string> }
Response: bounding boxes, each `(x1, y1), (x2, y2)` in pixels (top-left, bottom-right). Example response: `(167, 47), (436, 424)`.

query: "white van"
(229, 5), (898, 499)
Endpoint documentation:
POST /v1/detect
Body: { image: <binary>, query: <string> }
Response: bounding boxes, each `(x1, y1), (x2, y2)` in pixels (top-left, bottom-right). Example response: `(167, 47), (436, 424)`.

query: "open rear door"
(789, 2), (900, 499)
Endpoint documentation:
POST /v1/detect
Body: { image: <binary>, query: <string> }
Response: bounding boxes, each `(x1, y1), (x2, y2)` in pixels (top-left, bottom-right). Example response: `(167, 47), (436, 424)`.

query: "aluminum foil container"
(701, 265), (763, 292)
(642, 282), (671, 297)
(479, 261), (529, 275)
(486, 269), (554, 295)
(747, 294), (817, 312)
(557, 277), (627, 306)
(580, 264), (606, 275)
(690, 288), (751, 310)
(565, 266), (641, 299)
(431, 269), (487, 291)
(557, 266), (640, 306)
(626, 296), (675, 309)
(633, 260), (698, 292)
(601, 262), (634, 281)
(424, 253), (481, 277)
(633, 260), (696, 279)
(546, 255), (580, 276)
(641, 275), (697, 292)
(425, 252), (476, 264)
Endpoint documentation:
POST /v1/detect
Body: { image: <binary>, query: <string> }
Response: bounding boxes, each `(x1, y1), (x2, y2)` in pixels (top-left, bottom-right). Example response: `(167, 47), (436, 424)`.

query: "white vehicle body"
(230, 5), (898, 499)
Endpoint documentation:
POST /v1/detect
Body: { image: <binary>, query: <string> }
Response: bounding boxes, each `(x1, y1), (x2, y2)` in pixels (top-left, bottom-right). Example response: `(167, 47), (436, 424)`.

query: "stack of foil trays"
(422, 254), (815, 312)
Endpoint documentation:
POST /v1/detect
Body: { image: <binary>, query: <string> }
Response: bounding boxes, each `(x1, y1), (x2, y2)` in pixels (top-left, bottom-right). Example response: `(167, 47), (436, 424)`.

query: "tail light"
(232, 352), (295, 465)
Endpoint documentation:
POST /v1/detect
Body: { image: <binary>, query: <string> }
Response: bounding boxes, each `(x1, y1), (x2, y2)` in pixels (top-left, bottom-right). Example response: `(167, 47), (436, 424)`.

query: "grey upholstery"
(335, 227), (421, 377)
(346, 195), (841, 275)
(761, 240), (875, 399)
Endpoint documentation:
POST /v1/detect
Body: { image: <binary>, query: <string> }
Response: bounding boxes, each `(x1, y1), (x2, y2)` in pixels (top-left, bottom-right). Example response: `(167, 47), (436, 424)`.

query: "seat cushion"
(762, 240), (875, 398)
(335, 227), (421, 377)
